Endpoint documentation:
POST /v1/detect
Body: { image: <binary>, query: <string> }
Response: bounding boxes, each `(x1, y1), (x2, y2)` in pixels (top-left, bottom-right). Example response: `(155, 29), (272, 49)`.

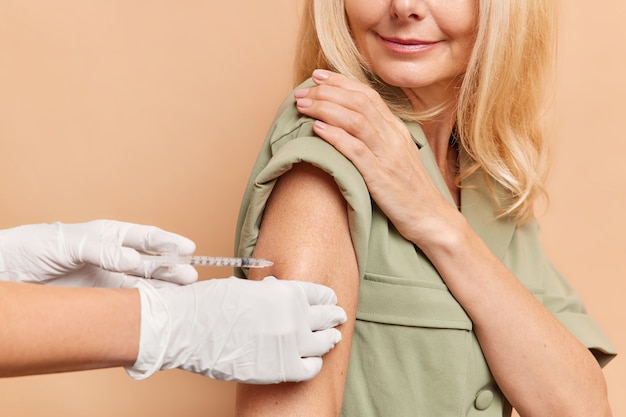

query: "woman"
(234, 0), (616, 415)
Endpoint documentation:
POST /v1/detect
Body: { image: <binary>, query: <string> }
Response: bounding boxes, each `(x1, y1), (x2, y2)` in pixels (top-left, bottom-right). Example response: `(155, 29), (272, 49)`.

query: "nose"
(390, 0), (425, 21)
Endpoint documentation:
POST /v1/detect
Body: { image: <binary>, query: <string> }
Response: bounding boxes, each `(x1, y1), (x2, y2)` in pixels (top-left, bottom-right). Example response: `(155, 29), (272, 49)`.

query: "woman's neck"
(402, 84), (461, 204)
(421, 116), (461, 208)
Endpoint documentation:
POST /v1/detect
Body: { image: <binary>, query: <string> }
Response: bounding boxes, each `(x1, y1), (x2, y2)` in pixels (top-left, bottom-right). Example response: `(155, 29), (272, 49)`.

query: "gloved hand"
(127, 276), (347, 383)
(0, 220), (197, 288)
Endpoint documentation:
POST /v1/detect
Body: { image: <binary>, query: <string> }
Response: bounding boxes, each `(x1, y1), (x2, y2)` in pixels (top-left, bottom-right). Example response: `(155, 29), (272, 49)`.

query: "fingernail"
(314, 120), (327, 130)
(296, 98), (312, 108)
(294, 88), (309, 98)
(312, 69), (329, 80)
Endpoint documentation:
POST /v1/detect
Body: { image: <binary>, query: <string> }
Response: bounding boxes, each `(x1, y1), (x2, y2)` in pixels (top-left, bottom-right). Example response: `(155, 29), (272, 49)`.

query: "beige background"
(0, 1), (623, 416)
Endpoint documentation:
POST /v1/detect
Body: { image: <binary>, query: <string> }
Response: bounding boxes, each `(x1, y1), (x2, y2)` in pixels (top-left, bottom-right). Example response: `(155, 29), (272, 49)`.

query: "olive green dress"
(234, 81), (616, 416)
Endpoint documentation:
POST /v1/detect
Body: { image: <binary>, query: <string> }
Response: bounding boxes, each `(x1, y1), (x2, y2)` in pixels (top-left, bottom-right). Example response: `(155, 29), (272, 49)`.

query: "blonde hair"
(294, 0), (557, 222)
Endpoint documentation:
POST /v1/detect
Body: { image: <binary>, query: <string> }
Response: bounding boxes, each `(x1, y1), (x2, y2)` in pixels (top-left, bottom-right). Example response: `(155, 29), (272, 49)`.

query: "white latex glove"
(0, 220), (197, 287)
(127, 276), (347, 383)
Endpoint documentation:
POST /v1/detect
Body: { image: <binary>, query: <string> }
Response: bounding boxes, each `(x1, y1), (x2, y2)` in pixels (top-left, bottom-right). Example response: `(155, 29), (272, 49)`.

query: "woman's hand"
(294, 70), (455, 245)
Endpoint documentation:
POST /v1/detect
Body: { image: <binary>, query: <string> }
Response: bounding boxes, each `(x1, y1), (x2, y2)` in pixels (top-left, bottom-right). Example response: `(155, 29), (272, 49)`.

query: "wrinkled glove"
(0, 220), (197, 287)
(127, 276), (347, 383)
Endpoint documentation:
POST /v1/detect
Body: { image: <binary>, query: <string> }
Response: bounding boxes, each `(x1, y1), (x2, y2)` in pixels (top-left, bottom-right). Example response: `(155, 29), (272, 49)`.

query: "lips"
(380, 36), (437, 53)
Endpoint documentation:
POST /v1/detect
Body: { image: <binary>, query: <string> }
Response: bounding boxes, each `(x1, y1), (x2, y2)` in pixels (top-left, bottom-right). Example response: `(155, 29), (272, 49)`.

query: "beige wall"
(0, 1), (623, 416)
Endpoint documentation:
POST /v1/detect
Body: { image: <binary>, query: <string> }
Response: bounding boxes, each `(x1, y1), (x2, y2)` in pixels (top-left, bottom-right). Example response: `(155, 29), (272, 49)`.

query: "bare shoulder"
(249, 162), (354, 286)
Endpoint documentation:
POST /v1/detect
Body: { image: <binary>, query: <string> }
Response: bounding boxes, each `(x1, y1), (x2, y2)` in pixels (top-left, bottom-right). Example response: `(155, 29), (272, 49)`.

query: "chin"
(378, 74), (431, 90)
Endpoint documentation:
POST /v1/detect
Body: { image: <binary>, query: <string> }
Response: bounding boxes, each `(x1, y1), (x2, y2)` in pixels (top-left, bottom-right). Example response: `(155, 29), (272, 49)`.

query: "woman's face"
(344, 0), (477, 99)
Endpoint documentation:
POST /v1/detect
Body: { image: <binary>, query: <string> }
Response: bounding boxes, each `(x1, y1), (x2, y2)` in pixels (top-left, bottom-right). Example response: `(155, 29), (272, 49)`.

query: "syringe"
(140, 254), (273, 268)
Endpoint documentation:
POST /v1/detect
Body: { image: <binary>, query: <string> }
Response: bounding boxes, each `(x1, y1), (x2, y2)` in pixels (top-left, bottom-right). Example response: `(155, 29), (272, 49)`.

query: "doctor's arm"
(0, 271), (346, 382)
(236, 162), (359, 417)
(0, 281), (139, 377)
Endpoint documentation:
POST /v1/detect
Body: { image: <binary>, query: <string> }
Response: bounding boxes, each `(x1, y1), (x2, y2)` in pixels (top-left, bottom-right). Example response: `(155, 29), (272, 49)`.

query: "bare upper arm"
(236, 162), (359, 417)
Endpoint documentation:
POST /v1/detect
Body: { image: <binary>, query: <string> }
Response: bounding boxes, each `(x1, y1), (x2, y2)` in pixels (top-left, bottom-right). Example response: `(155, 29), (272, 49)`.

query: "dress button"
(474, 389), (494, 410)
